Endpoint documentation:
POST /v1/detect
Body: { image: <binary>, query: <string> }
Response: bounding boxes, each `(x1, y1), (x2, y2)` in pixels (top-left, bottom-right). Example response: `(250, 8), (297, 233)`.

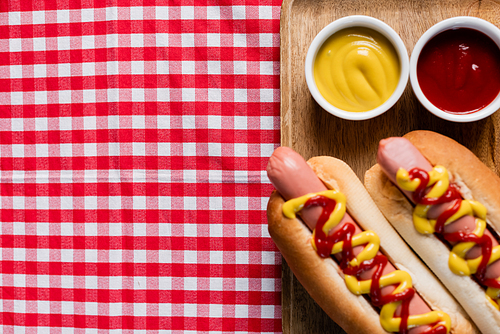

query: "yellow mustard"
(282, 190), (451, 333)
(314, 27), (400, 112)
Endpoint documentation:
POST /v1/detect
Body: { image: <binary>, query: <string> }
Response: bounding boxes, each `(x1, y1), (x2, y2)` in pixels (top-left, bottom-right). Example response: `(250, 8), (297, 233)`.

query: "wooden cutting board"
(279, 0), (500, 332)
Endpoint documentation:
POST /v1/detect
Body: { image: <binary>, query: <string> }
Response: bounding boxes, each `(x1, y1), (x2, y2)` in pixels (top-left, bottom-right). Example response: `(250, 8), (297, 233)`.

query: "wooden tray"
(279, 0), (500, 333)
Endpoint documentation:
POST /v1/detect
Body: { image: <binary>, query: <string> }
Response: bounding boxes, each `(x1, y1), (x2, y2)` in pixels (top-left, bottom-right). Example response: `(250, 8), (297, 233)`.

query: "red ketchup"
(304, 195), (447, 334)
(417, 28), (500, 114)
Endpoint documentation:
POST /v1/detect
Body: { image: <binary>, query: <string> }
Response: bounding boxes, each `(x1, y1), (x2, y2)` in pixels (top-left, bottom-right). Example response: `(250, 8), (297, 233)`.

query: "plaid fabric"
(0, 0), (282, 332)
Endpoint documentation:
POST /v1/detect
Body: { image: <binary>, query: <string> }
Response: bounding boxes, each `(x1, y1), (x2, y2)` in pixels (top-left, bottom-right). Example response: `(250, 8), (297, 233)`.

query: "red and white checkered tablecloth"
(0, 0), (282, 332)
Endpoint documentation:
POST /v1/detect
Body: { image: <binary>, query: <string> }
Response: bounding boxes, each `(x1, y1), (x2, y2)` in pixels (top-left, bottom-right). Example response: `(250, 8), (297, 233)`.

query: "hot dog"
(365, 130), (500, 333)
(266, 146), (476, 334)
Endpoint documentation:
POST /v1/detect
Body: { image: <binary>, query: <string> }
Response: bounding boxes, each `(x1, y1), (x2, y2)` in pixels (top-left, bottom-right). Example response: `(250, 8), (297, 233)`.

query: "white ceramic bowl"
(305, 15), (409, 121)
(410, 16), (500, 122)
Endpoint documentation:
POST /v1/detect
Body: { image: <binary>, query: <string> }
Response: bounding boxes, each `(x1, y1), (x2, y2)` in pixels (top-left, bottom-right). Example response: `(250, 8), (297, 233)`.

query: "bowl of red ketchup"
(410, 17), (500, 122)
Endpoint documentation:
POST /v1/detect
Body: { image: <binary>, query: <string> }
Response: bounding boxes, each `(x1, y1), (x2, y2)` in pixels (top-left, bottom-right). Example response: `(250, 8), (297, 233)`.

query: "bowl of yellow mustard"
(305, 16), (409, 120)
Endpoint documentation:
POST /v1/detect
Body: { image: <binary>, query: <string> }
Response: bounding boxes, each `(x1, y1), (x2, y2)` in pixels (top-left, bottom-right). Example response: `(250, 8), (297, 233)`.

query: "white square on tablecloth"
(233, 34), (246, 47)
(206, 33), (220, 47)
(209, 304), (222, 317)
(234, 89), (246, 102)
(109, 250), (122, 263)
(130, 6), (143, 20)
(156, 6), (168, 20)
(10, 65), (22, 78)
(260, 116), (274, 130)
(234, 61), (246, 75)
(232, 6), (245, 19)
(14, 299), (26, 314)
(59, 117), (72, 130)
(209, 197), (222, 211)
(260, 61), (274, 75)
(58, 63), (71, 76)
(183, 169), (196, 183)
(9, 38), (21, 52)
(132, 142), (146, 156)
(12, 196), (25, 209)
(36, 196), (49, 210)
(209, 251), (223, 264)
(259, 6), (273, 19)
(235, 224), (248, 238)
(57, 36), (71, 50)
(235, 305), (248, 318)
(207, 6), (220, 19)
(134, 250), (147, 262)
(11, 118), (23, 131)
(209, 277), (222, 290)
(57, 10), (70, 23)
(85, 302), (98, 315)
(183, 277), (197, 291)
(34, 64), (47, 78)
(32, 11), (45, 24)
(37, 275), (50, 288)
(82, 35), (94, 49)
(60, 301), (74, 315)
(37, 300), (51, 313)
(233, 143), (247, 157)
(159, 303), (172, 317)
(33, 37), (46, 51)
(61, 249), (74, 263)
(181, 33), (194, 47)
(182, 142), (196, 156)
(259, 33), (273, 47)
(131, 34), (143, 47)
(107, 115), (120, 129)
(261, 305), (275, 318)
(183, 223), (197, 237)
(83, 116), (96, 130)
(82, 62), (95, 76)
(184, 250), (197, 264)
(106, 7), (118, 20)
(236, 251), (249, 265)
(13, 248), (25, 261)
(9, 12), (20, 25)
(108, 196), (121, 210)
(10, 91), (22, 105)
(85, 249), (98, 262)
(131, 61), (144, 74)
(59, 144), (72, 157)
(181, 6), (194, 20)
(84, 143), (97, 156)
(58, 90), (71, 103)
(262, 278), (276, 292)
(85, 196), (98, 210)
(81, 8), (94, 22)
(260, 88), (274, 102)
(60, 275), (73, 289)
(134, 303), (147, 317)
(60, 223), (73, 236)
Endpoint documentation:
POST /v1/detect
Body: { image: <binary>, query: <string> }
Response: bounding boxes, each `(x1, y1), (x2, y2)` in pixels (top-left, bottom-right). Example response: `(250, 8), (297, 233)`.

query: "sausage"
(267, 146), (434, 334)
(364, 130), (500, 333)
(377, 137), (500, 279)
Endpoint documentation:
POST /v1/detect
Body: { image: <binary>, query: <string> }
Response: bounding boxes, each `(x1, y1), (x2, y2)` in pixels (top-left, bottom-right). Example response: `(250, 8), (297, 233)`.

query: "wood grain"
(279, 0), (500, 332)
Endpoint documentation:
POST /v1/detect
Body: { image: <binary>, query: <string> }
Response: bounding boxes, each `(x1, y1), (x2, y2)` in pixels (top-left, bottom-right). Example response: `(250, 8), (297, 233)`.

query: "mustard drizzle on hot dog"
(282, 190), (451, 333)
(397, 165), (500, 309)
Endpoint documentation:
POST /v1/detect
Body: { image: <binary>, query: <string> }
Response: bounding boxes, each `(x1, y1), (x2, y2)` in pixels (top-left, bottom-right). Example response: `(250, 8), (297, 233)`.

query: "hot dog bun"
(365, 130), (500, 333)
(268, 155), (476, 334)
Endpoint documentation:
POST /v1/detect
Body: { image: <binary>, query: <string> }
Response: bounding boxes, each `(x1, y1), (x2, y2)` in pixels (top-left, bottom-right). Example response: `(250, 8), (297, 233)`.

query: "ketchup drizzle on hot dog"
(409, 167), (499, 291)
(304, 195), (341, 258)
(305, 195), (446, 334)
(409, 169), (461, 206)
